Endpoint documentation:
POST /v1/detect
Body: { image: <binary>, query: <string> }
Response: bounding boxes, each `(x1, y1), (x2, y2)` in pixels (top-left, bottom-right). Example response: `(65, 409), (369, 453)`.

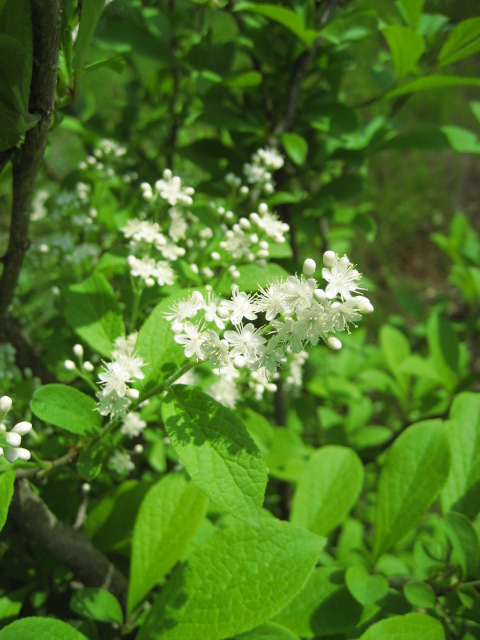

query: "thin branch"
(10, 479), (128, 606)
(0, 0), (61, 320)
(15, 447), (78, 480)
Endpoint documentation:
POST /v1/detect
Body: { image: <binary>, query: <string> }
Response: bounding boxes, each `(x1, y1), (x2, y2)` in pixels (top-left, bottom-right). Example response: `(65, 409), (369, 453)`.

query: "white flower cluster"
(141, 169), (194, 206)
(0, 396), (32, 463)
(96, 333), (146, 419)
(108, 450), (135, 475)
(243, 146), (284, 193)
(166, 251), (373, 384)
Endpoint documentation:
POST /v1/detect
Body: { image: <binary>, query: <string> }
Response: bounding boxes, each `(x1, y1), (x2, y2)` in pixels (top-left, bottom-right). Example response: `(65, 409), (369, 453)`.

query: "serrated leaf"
(442, 393), (480, 517)
(63, 272), (125, 357)
(0, 617), (88, 640)
(274, 566), (363, 636)
(439, 17), (480, 68)
(31, 384), (101, 436)
(291, 446), (363, 536)
(128, 474), (208, 613)
(281, 132), (308, 166)
(345, 565), (389, 605)
(383, 26), (425, 78)
(374, 420), (450, 558)
(70, 588), (123, 624)
(0, 471), (14, 534)
(161, 386), (267, 526)
(359, 612), (445, 639)
(137, 518), (324, 640)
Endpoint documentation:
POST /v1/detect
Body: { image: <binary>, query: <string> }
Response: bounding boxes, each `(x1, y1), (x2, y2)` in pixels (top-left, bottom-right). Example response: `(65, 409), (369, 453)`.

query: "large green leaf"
(161, 386), (267, 526)
(135, 299), (186, 392)
(374, 420), (450, 558)
(238, 622), (299, 639)
(0, 471), (14, 534)
(137, 518), (324, 640)
(438, 17), (480, 68)
(31, 384), (101, 436)
(274, 567), (363, 637)
(0, 617), (88, 640)
(70, 588), (123, 624)
(128, 474), (208, 613)
(290, 446), (364, 536)
(359, 613), (445, 639)
(63, 272), (125, 357)
(383, 26), (425, 78)
(235, 3), (318, 47)
(442, 393), (480, 518)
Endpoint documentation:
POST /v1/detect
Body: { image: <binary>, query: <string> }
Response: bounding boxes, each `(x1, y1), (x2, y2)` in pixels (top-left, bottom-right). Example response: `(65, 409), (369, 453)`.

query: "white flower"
(221, 285), (258, 326)
(155, 261), (175, 286)
(206, 375), (239, 409)
(202, 293), (226, 329)
(97, 392), (131, 419)
(121, 412), (147, 438)
(201, 330), (230, 367)
(169, 208), (188, 241)
(256, 282), (285, 321)
(254, 147), (284, 170)
(282, 276), (316, 314)
(98, 354), (145, 397)
(112, 332), (138, 358)
(164, 291), (204, 330)
(224, 323), (266, 366)
(109, 451), (135, 475)
(322, 254), (362, 300)
(155, 169), (194, 206)
(174, 322), (207, 360)
(253, 210), (289, 243)
(128, 255), (157, 283)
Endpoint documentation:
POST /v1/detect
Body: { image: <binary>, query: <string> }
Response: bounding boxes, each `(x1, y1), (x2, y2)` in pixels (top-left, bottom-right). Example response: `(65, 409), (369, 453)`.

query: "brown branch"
(10, 479), (128, 606)
(0, 0), (61, 320)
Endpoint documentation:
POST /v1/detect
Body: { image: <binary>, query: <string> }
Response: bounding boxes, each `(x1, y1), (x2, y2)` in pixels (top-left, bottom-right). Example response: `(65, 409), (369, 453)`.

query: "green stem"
(135, 360), (196, 405)
(128, 278), (143, 332)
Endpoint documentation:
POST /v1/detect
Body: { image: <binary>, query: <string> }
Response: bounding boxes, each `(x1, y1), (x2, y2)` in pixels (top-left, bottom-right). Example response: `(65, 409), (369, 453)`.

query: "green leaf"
(395, 0), (424, 29)
(380, 324), (410, 394)
(238, 622), (299, 639)
(63, 272), (125, 357)
(375, 126), (480, 154)
(74, 0), (105, 93)
(161, 386), (267, 526)
(235, 3), (318, 47)
(77, 444), (107, 481)
(273, 567), (363, 637)
(0, 617), (88, 640)
(225, 71), (262, 88)
(128, 474), (208, 613)
(281, 132), (308, 166)
(439, 18), (480, 68)
(374, 420), (450, 558)
(386, 74), (480, 98)
(442, 393), (480, 518)
(403, 581), (436, 609)
(31, 384), (101, 436)
(383, 26), (425, 78)
(426, 311), (459, 391)
(290, 446), (364, 536)
(135, 299), (186, 392)
(359, 612), (445, 639)
(217, 263), (290, 295)
(137, 518), (324, 640)
(442, 511), (479, 579)
(0, 471), (14, 534)
(70, 588), (123, 624)
(345, 565), (389, 605)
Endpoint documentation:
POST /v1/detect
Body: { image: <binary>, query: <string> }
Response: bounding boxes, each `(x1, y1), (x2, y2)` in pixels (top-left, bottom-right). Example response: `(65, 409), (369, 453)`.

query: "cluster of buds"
(65, 343), (94, 374)
(243, 146), (284, 193)
(0, 396), (32, 463)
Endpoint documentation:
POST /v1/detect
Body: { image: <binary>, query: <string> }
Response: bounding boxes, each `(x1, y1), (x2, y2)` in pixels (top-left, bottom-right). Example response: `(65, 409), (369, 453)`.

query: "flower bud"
(258, 203), (268, 214)
(16, 447), (31, 461)
(327, 336), (342, 350)
(83, 361), (94, 372)
(314, 289), (326, 302)
(82, 482), (91, 494)
(73, 344), (84, 358)
(211, 251), (221, 261)
(134, 444), (144, 454)
(233, 355), (245, 368)
(323, 250), (336, 267)
(5, 432), (21, 447)
(355, 296), (374, 314)
(4, 448), (19, 463)
(303, 258), (316, 276)
(0, 396), (12, 413)
(12, 421), (32, 436)
(127, 388), (140, 400)
(64, 360), (76, 371)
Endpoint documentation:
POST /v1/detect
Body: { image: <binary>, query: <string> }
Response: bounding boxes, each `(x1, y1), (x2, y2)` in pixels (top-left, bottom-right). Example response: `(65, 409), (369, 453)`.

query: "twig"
(10, 479), (128, 606)
(15, 447), (78, 480)
(0, 0), (61, 320)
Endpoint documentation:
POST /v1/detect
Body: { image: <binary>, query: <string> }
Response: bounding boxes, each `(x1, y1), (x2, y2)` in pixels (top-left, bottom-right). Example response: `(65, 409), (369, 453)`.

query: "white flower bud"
(190, 263), (199, 274)
(266, 383), (278, 393)
(259, 240), (269, 250)
(73, 344), (84, 358)
(233, 355), (245, 368)
(82, 482), (91, 494)
(0, 447), (3, 456)
(217, 206), (225, 215)
(303, 258), (316, 276)
(239, 217), (251, 229)
(211, 252), (221, 261)
(12, 421), (32, 436)
(314, 289), (326, 302)
(249, 212), (260, 225)
(327, 336), (342, 350)
(145, 277), (155, 287)
(134, 444), (144, 454)
(64, 360), (76, 371)
(4, 448), (19, 463)
(232, 270), (240, 279)
(83, 361), (94, 372)
(225, 211), (234, 221)
(217, 306), (230, 319)
(257, 250), (269, 259)
(127, 388), (140, 400)
(0, 396), (12, 414)
(323, 250), (336, 267)
(16, 447), (31, 461)
(5, 432), (21, 447)
(240, 185), (249, 195)
(355, 296), (374, 314)
(258, 203), (268, 214)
